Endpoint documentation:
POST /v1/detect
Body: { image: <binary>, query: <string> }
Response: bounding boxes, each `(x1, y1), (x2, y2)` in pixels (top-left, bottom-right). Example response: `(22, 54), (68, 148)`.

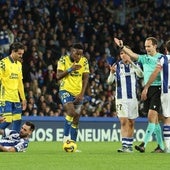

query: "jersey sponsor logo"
(9, 73), (18, 79)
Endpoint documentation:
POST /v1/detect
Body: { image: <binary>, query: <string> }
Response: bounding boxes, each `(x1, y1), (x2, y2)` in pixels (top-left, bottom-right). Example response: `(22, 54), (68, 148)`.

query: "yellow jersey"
(0, 56), (25, 102)
(57, 55), (90, 96)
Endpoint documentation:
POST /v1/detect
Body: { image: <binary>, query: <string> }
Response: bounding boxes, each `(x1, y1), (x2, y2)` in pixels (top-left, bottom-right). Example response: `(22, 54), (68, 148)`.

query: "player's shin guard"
(0, 113), (12, 129)
(64, 115), (73, 136)
(144, 123), (155, 147)
(163, 125), (170, 152)
(70, 124), (78, 142)
(154, 123), (164, 150)
(12, 114), (21, 132)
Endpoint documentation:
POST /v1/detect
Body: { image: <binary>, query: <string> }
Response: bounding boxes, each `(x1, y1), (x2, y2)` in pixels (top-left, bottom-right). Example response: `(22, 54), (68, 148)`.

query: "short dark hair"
(9, 42), (24, 53)
(25, 121), (35, 132)
(146, 37), (158, 45)
(72, 43), (84, 50)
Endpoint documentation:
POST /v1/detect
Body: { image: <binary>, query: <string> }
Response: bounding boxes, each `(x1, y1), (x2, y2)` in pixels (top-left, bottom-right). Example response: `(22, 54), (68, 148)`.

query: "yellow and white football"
(63, 140), (77, 152)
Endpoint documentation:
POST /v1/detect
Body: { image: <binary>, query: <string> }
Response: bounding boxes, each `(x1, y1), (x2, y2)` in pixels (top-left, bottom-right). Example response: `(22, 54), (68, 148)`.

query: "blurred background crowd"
(0, 0), (169, 117)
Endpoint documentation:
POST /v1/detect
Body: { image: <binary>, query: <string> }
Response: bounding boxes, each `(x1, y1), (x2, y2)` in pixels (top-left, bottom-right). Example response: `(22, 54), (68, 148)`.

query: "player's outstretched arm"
(0, 145), (16, 152)
(114, 38), (138, 60)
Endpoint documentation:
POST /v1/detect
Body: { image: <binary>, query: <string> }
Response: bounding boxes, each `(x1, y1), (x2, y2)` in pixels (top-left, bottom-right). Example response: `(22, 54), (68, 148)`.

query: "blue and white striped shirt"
(0, 129), (29, 152)
(114, 61), (141, 99)
(158, 54), (170, 94)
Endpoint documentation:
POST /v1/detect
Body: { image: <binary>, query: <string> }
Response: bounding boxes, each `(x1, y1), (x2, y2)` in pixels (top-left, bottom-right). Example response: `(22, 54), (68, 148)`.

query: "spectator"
(0, 0), (169, 117)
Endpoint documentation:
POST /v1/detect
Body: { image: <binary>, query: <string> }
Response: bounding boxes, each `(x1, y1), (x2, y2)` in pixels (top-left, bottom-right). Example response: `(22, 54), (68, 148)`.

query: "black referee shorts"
(143, 86), (161, 113)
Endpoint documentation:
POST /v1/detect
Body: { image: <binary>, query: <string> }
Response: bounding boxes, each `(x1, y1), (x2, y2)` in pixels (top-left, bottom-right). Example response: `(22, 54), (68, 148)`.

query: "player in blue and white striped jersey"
(0, 121), (35, 152)
(107, 47), (143, 152)
(142, 40), (170, 153)
(114, 37), (165, 153)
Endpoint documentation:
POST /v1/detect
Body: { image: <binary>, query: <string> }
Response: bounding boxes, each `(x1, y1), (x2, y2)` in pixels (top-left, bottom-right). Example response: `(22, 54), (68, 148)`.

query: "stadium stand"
(0, 0), (169, 117)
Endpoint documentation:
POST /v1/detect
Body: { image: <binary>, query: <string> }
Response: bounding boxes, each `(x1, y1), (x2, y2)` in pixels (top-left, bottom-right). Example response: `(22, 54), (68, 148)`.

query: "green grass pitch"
(1, 142), (170, 170)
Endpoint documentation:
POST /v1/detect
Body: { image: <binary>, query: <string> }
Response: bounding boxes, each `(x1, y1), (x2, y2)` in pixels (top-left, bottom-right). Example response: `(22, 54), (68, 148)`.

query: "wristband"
(67, 68), (73, 73)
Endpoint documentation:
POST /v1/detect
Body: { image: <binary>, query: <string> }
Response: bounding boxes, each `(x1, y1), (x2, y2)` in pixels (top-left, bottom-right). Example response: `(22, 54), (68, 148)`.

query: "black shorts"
(143, 86), (161, 113)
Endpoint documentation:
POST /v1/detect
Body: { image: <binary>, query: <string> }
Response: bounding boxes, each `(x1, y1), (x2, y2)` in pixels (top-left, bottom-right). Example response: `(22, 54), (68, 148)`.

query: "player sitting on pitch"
(0, 121), (35, 152)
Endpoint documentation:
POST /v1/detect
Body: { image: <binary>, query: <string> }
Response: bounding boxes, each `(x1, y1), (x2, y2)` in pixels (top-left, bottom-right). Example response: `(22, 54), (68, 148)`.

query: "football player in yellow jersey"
(57, 43), (89, 146)
(0, 42), (26, 132)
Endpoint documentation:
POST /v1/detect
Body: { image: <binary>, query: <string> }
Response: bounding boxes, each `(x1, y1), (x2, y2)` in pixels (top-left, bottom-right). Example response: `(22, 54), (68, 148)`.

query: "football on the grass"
(63, 140), (77, 152)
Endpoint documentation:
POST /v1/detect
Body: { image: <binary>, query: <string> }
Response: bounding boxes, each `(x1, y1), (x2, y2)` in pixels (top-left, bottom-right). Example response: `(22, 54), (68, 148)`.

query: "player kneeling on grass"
(107, 46), (143, 153)
(0, 121), (35, 152)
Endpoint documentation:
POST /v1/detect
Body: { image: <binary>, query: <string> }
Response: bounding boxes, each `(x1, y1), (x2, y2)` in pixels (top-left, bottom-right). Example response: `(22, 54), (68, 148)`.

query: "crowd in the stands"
(0, 0), (169, 117)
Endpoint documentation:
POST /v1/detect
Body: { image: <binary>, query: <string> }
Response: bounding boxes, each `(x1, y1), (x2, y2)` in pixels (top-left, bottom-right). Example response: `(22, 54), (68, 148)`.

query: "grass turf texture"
(1, 142), (170, 170)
